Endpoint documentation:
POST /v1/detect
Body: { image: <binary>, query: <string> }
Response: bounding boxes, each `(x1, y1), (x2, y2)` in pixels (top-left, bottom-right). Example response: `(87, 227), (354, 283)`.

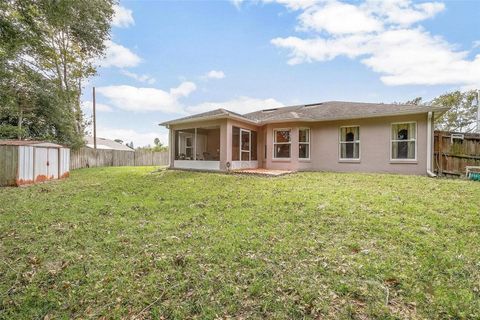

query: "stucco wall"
(167, 113), (432, 175)
(263, 113), (430, 175)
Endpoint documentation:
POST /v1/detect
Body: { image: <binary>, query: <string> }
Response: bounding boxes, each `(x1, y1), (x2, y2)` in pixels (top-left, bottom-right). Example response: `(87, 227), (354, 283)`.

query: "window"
(274, 129), (291, 158)
(391, 122), (416, 160)
(339, 126), (360, 160)
(299, 128), (310, 159)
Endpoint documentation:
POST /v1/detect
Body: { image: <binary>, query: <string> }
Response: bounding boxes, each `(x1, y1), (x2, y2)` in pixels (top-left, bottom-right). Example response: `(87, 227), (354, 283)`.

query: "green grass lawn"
(1, 167), (480, 319)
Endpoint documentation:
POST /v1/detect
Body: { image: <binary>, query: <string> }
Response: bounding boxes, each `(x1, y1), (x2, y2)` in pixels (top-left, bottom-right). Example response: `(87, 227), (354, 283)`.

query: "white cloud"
(233, 0), (318, 11)
(96, 127), (169, 148)
(186, 96), (283, 114)
(365, 0), (445, 26)
(170, 81), (197, 98)
(298, 2), (383, 34)
(97, 81), (197, 113)
(203, 70), (226, 80)
(101, 40), (141, 68)
(121, 70), (156, 84)
(270, 0), (480, 88)
(81, 100), (113, 113)
(112, 5), (135, 28)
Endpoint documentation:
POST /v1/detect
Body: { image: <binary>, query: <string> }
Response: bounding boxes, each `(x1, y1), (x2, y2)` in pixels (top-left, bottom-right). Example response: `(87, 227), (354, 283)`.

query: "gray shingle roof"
(243, 101), (449, 123)
(84, 136), (134, 151)
(159, 108), (256, 126)
(160, 101), (450, 126)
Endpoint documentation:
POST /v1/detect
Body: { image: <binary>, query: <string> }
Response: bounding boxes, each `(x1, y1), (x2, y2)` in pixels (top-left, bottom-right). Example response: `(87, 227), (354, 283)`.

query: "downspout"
(426, 111), (436, 177)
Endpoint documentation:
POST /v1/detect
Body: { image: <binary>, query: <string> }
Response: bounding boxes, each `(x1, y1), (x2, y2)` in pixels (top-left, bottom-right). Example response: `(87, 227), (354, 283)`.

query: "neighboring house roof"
(84, 136), (134, 151)
(160, 101), (450, 127)
(0, 140), (65, 148)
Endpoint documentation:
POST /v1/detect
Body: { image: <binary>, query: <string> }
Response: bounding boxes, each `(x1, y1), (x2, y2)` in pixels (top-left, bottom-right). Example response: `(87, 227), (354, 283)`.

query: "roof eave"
(159, 113), (259, 127)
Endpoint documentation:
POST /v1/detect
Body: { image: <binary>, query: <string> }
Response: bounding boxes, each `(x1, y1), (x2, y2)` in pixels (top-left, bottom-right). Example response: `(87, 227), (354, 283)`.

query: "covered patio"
(174, 126), (221, 171)
(162, 109), (263, 172)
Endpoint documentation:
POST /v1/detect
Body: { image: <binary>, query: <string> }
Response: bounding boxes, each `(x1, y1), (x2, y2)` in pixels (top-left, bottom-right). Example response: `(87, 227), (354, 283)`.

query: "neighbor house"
(84, 136), (134, 152)
(160, 101), (449, 175)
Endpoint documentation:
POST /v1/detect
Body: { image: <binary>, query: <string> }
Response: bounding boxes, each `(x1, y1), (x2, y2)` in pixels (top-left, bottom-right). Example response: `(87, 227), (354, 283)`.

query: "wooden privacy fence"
(434, 131), (480, 176)
(70, 148), (169, 170)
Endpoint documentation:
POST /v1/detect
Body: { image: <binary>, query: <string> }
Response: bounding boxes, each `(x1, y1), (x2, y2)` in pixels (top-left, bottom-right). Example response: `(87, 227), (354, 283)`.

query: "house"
(84, 136), (134, 152)
(160, 101), (449, 175)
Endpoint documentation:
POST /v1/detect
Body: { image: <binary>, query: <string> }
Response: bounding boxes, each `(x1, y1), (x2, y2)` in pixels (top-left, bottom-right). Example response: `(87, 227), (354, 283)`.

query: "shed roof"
(0, 140), (65, 148)
(160, 101), (450, 127)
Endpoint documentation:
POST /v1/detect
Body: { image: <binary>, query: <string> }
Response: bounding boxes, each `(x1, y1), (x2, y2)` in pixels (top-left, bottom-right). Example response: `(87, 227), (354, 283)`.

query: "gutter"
(426, 111), (436, 177)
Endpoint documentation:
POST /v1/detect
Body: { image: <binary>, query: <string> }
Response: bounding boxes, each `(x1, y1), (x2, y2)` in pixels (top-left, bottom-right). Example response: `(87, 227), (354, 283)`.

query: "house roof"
(0, 140), (65, 148)
(84, 136), (134, 151)
(159, 101), (450, 127)
(159, 108), (257, 126)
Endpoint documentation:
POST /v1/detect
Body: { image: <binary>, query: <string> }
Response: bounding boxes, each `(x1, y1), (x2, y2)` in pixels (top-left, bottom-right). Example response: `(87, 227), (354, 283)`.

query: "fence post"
(438, 131), (443, 176)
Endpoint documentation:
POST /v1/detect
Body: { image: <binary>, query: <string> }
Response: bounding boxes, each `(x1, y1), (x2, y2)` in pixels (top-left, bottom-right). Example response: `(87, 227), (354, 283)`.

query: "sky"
(81, 0), (480, 147)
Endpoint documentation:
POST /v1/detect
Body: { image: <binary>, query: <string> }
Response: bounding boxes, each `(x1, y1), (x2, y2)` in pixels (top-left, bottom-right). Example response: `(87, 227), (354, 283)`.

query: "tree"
(0, 0), (114, 148)
(405, 97), (423, 105)
(432, 90), (478, 132)
(136, 138), (168, 152)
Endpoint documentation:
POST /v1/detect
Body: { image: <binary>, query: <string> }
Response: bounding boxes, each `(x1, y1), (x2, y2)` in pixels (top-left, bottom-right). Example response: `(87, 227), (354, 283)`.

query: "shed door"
(47, 148), (59, 179)
(34, 147), (48, 182)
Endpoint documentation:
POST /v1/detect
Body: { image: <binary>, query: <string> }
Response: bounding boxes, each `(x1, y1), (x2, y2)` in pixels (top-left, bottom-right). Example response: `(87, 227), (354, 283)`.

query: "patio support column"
(220, 120), (230, 171)
(169, 128), (174, 168)
(194, 128), (197, 161)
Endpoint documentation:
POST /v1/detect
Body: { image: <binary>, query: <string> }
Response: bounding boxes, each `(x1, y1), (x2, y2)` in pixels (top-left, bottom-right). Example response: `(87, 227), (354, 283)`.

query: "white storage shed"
(0, 140), (70, 187)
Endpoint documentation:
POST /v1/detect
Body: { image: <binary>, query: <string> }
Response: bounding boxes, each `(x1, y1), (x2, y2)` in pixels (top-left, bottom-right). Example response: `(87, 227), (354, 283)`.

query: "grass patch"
(1, 167), (480, 319)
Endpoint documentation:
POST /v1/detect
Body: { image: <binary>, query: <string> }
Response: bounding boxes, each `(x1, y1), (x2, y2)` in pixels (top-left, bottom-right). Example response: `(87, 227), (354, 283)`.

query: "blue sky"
(81, 0), (480, 147)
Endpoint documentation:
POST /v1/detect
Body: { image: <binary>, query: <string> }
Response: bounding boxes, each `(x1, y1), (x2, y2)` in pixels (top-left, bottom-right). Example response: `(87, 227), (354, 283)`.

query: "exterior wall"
(18, 146), (34, 185)
(0, 145), (19, 186)
(263, 113), (429, 175)
(59, 148), (70, 179)
(167, 113), (431, 175)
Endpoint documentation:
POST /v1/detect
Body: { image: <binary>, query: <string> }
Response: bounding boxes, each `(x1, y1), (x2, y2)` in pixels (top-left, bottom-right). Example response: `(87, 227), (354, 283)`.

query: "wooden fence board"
(70, 148), (168, 170)
(434, 131), (480, 176)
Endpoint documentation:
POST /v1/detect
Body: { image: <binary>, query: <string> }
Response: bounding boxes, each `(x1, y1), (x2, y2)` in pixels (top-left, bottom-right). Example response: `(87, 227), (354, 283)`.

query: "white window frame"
(273, 128), (292, 160)
(390, 121), (417, 162)
(299, 128), (310, 160)
(339, 125), (360, 161)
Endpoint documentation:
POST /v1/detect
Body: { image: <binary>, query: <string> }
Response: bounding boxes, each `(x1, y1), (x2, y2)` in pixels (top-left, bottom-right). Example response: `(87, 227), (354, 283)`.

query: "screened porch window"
(174, 127), (220, 160)
(339, 126), (360, 160)
(391, 122), (416, 160)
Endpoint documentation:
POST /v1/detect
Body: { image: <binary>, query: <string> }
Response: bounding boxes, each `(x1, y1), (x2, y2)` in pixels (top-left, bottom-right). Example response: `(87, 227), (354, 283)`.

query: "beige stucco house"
(160, 101), (449, 175)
